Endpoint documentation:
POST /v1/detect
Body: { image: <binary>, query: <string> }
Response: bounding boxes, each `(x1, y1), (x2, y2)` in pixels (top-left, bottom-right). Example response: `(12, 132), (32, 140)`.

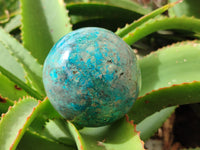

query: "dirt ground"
(145, 104), (200, 150)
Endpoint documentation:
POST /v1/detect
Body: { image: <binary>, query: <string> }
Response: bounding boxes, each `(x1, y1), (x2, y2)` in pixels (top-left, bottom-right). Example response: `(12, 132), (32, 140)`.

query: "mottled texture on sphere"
(43, 27), (141, 127)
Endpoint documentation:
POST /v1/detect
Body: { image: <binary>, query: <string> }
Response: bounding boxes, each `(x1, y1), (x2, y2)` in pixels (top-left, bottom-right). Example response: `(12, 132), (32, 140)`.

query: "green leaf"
(0, 27), (45, 98)
(130, 81), (200, 123)
(4, 0), (149, 33)
(116, 0), (182, 37)
(168, 0), (200, 18)
(0, 72), (28, 101)
(14, 97), (74, 148)
(37, 98), (61, 120)
(0, 96), (14, 114)
(67, 117), (145, 150)
(121, 16), (200, 45)
(67, 0), (149, 31)
(128, 41), (200, 123)
(38, 119), (76, 146)
(28, 98), (63, 138)
(181, 148), (200, 150)
(0, 0), (19, 23)
(29, 119), (76, 149)
(18, 129), (76, 150)
(0, 97), (39, 150)
(0, 72), (27, 115)
(0, 66), (42, 100)
(140, 41), (200, 95)
(137, 106), (177, 141)
(21, 0), (72, 64)
(0, 97), (64, 150)
(67, 0), (150, 16)
(0, 29), (26, 83)
(4, 14), (21, 33)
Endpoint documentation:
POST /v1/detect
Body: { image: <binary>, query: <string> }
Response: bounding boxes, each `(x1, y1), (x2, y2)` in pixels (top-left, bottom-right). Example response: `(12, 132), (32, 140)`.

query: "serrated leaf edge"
(63, 0), (73, 31)
(138, 80), (199, 100)
(0, 96), (45, 149)
(67, 121), (84, 150)
(0, 28), (45, 97)
(122, 16), (200, 45)
(116, 0), (183, 37)
(0, 38), (28, 83)
(140, 40), (200, 60)
(9, 101), (41, 150)
(19, 2), (44, 69)
(0, 96), (38, 149)
(0, 93), (15, 113)
(125, 114), (146, 150)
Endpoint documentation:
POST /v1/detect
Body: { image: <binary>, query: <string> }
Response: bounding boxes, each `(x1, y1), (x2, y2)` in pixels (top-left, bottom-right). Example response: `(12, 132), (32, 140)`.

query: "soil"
(145, 104), (200, 150)
(173, 104), (200, 149)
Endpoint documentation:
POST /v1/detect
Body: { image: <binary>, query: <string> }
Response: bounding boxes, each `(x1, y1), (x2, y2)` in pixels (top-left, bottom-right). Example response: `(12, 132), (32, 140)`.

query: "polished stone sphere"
(43, 27), (141, 127)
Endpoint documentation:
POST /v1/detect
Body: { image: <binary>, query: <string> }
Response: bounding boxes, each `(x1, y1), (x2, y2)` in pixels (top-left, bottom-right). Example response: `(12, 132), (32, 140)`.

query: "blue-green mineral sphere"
(43, 27), (141, 127)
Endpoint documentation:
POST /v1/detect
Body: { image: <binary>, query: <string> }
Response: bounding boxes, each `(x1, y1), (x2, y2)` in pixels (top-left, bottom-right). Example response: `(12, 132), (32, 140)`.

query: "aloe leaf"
(67, 117), (145, 150)
(38, 119), (75, 146)
(28, 98), (63, 138)
(67, 0), (150, 16)
(130, 81), (200, 123)
(67, 0), (149, 25)
(4, 0), (148, 33)
(137, 106), (177, 141)
(0, 71), (28, 101)
(168, 0), (200, 18)
(0, 97), (39, 149)
(38, 98), (61, 120)
(181, 148), (200, 150)
(4, 14), (21, 32)
(140, 41), (200, 95)
(67, 121), (85, 150)
(116, 0), (182, 37)
(67, 0), (150, 31)
(0, 66), (43, 100)
(0, 97), (63, 149)
(0, 29), (26, 83)
(128, 41), (200, 123)
(18, 129), (76, 150)
(0, 72), (27, 114)
(20, 0), (72, 64)
(0, 27), (45, 97)
(0, 97), (64, 149)
(121, 16), (200, 45)
(0, 96), (14, 114)
(0, 0), (19, 22)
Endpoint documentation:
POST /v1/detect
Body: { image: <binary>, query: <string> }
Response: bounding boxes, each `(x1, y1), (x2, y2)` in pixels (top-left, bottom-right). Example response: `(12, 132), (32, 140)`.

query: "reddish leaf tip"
(1, 113), (5, 118)
(128, 32), (134, 37)
(10, 128), (23, 150)
(97, 141), (105, 147)
(138, 81), (199, 100)
(77, 134), (84, 150)
(97, 138), (106, 147)
(8, 106), (12, 111)
(176, 0), (183, 4)
(125, 114), (145, 149)
(44, 97), (48, 101)
(125, 114), (134, 125)
(0, 96), (7, 103)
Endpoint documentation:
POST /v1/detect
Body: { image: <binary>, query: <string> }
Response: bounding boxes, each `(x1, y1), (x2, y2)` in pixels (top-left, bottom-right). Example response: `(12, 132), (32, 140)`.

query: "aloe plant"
(0, 0), (200, 149)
